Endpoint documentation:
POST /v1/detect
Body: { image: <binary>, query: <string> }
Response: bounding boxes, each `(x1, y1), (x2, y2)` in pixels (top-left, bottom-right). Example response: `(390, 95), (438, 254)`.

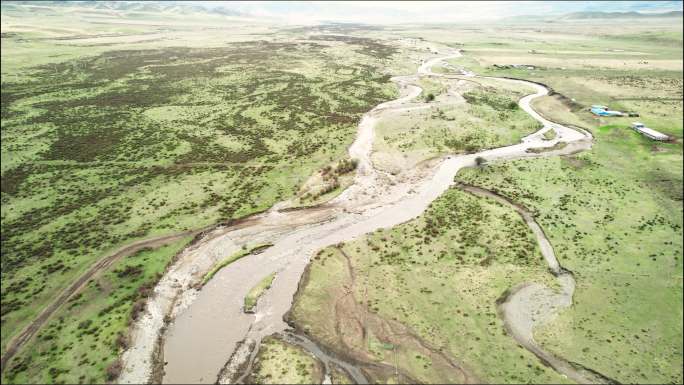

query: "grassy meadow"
(244, 272), (276, 313)
(435, 18), (683, 138)
(3, 237), (191, 384)
(289, 187), (569, 383)
(457, 124), (683, 383)
(442, 21), (682, 382)
(246, 336), (324, 384)
(291, 15), (683, 385)
(372, 76), (540, 173)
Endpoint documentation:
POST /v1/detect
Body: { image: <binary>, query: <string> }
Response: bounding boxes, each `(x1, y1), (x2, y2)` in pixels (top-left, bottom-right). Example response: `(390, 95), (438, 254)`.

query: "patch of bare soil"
(561, 155), (589, 169)
(526, 141), (568, 153)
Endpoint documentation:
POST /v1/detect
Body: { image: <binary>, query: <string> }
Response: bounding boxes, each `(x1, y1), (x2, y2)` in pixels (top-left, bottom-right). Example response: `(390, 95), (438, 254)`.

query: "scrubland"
(1, 3), (400, 382)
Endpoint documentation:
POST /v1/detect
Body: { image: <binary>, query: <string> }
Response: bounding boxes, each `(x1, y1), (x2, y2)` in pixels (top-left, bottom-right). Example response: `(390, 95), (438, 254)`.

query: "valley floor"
(1, 3), (682, 384)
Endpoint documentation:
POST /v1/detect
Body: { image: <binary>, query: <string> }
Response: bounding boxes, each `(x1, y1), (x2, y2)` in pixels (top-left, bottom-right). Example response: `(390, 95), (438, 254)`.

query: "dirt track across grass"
(0, 226), (212, 374)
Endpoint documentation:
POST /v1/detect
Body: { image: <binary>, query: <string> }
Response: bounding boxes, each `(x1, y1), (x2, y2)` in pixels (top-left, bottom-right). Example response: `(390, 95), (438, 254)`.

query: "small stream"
(458, 184), (616, 384)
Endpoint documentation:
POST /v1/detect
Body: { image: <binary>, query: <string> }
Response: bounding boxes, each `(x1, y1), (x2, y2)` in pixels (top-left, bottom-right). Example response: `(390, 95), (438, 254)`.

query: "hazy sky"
(212, 1), (683, 24)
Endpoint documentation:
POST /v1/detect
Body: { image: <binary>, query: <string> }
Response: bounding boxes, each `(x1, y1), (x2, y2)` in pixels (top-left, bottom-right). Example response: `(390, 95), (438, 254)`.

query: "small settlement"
(590, 105), (669, 141)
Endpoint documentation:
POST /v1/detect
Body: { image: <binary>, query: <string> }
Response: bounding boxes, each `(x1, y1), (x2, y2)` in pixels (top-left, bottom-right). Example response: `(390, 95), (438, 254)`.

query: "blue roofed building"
(591, 105), (623, 117)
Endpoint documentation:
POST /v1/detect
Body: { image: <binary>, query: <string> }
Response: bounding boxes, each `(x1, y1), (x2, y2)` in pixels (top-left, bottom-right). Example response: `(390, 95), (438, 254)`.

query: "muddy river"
(119, 48), (593, 384)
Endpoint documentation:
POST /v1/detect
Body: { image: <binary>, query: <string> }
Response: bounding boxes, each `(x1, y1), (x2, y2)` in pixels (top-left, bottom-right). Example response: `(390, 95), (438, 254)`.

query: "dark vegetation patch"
(0, 165), (31, 195)
(643, 169), (684, 202)
(463, 89), (519, 111)
(1, 38), (398, 364)
(605, 31), (684, 46)
(308, 34), (398, 59)
(287, 23), (386, 34)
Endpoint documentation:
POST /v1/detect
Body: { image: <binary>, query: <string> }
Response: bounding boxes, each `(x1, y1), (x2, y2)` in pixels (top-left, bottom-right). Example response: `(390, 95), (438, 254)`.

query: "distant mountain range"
(502, 10), (682, 22)
(558, 10), (683, 19)
(1, 1), (250, 17)
(2, 1), (682, 25)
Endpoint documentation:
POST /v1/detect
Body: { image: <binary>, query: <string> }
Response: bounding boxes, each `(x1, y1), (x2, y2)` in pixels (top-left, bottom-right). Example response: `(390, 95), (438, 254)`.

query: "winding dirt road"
(113, 47), (596, 384)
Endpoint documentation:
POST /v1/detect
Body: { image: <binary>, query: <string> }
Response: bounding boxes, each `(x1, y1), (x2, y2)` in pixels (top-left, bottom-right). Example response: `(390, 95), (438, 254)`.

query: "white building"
(631, 122), (669, 141)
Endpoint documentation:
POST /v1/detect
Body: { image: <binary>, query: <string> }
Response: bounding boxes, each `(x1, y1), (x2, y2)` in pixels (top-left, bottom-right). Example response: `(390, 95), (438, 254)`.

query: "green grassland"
(247, 335), (324, 384)
(290, 17), (682, 384)
(457, 124), (683, 383)
(289, 188), (568, 383)
(440, 21), (682, 383)
(1, 2), (403, 379)
(2, 237), (191, 384)
(437, 20), (683, 138)
(2, 3), (682, 384)
(1, 39), (397, 354)
(372, 77), (540, 172)
(0, 2), (277, 78)
(416, 77), (447, 101)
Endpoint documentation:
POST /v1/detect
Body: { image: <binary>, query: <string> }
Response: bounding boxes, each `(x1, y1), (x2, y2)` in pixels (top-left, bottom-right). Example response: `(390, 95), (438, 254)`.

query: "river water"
(119, 48), (592, 384)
